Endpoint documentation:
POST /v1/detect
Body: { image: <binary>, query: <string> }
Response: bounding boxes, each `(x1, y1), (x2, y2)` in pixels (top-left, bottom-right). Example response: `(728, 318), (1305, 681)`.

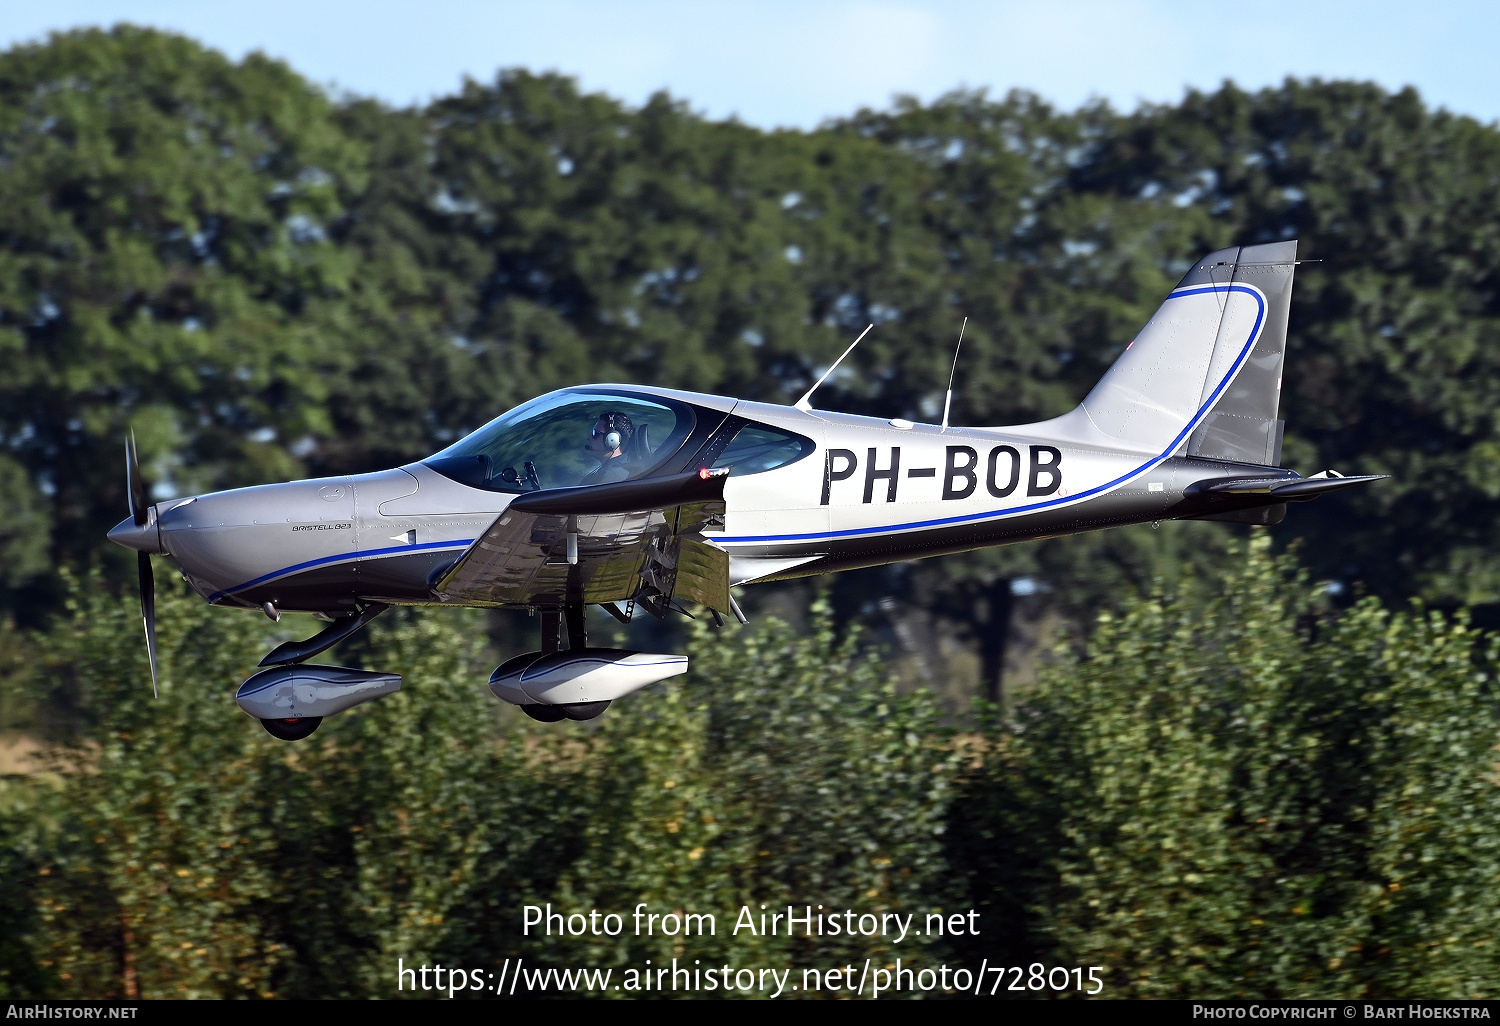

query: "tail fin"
(1070, 241), (1297, 465)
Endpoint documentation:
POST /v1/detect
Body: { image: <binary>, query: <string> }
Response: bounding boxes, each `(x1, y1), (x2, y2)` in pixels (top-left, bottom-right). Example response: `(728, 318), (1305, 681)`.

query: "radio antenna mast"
(796, 323), (874, 412)
(940, 317), (967, 433)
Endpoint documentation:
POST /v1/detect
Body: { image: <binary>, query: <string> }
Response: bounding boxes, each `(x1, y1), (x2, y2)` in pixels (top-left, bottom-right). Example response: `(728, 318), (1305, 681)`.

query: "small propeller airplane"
(109, 240), (1381, 739)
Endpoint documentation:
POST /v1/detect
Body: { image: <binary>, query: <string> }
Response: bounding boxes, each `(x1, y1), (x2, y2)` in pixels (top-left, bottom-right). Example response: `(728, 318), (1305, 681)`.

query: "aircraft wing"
(431, 468), (731, 614)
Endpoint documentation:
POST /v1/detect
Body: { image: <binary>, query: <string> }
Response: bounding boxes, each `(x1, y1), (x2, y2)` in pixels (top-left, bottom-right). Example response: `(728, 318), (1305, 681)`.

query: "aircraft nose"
(108, 514), (165, 555)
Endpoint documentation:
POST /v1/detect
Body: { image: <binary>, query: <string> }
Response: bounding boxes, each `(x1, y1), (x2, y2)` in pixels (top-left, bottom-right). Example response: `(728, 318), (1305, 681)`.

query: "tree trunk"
(121, 918), (138, 999)
(978, 578), (1013, 705)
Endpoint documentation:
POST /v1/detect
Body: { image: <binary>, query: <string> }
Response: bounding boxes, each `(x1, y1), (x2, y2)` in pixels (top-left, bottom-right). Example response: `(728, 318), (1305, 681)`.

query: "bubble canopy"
(424, 390), (698, 493)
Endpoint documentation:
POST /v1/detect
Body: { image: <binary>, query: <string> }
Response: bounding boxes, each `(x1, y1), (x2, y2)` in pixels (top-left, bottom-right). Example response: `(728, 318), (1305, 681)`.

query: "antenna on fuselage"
(795, 323), (874, 412)
(940, 317), (967, 433)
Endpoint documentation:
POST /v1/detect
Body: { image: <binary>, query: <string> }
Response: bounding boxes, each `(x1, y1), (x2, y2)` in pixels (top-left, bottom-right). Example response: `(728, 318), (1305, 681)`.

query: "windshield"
(425, 390), (696, 493)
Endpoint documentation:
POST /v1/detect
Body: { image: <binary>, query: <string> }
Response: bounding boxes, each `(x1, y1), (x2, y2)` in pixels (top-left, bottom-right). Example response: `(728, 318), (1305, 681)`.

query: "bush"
(11, 543), (1500, 999)
(535, 602), (959, 976)
(952, 535), (1500, 998)
(2, 579), (957, 997)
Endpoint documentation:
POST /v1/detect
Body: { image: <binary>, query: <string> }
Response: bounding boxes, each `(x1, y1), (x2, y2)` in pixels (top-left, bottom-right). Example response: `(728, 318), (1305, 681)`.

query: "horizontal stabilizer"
(1188, 472), (1387, 502)
(1265, 474), (1387, 501)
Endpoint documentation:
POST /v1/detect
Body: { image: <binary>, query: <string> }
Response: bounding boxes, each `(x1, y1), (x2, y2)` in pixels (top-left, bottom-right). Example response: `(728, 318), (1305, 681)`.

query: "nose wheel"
(259, 717), (323, 741)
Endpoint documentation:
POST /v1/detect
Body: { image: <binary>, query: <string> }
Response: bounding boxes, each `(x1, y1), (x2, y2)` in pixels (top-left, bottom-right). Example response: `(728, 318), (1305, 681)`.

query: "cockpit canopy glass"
(711, 423), (815, 475)
(425, 390), (696, 493)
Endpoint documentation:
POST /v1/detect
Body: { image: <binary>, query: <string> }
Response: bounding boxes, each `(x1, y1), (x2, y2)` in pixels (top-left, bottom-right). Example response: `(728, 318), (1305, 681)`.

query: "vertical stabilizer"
(1060, 240), (1296, 463)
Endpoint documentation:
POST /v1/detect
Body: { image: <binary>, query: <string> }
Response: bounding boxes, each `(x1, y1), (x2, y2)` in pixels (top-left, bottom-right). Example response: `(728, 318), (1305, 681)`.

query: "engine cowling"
(236, 664), (402, 721)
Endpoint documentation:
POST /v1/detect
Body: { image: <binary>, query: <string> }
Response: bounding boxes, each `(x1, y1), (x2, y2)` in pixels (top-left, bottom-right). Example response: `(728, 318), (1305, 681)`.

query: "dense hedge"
(3, 538), (1498, 998)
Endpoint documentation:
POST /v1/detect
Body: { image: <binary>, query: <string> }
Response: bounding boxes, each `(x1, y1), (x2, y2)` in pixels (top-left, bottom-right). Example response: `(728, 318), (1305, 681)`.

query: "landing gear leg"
(560, 605), (605, 719)
(565, 603), (587, 650)
(520, 604), (607, 722)
(540, 610), (560, 654)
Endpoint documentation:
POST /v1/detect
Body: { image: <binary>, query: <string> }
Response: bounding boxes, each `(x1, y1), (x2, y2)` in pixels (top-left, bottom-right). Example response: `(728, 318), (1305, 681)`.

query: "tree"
(0, 26), (366, 611)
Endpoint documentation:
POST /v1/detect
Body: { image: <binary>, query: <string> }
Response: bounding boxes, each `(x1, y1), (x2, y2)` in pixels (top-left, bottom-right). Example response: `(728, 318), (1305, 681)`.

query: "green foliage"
(0, 456), (50, 592)
(15, 571), (511, 998)
(538, 603), (958, 974)
(1, 575), (955, 998)
(953, 535), (1500, 998)
(0, 779), (48, 998)
(7, 543), (1500, 999)
(10, 25), (1500, 1000)
(0, 26), (366, 600)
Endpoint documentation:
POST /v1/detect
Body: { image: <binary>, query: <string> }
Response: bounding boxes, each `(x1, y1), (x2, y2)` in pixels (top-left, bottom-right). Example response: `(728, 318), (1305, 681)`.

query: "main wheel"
(260, 716), (323, 741)
(561, 701), (610, 721)
(520, 704), (567, 723)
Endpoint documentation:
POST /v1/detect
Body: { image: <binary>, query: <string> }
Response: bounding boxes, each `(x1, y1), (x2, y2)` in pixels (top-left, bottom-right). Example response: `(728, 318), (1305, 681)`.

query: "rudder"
(1184, 241), (1296, 465)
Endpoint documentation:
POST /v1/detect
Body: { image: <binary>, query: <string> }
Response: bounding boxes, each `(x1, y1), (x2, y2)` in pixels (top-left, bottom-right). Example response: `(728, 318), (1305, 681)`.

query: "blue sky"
(1, 1), (1496, 127)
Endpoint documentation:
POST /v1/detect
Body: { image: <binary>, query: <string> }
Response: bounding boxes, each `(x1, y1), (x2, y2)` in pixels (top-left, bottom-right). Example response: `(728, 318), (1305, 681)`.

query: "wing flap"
(674, 537), (731, 614)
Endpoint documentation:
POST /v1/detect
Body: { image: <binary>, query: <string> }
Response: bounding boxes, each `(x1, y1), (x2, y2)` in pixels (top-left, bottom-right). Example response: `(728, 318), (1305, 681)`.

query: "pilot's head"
(586, 412), (634, 462)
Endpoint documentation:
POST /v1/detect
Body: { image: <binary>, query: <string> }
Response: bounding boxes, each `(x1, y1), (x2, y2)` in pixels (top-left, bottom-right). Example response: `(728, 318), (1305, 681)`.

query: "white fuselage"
(139, 383), (1246, 614)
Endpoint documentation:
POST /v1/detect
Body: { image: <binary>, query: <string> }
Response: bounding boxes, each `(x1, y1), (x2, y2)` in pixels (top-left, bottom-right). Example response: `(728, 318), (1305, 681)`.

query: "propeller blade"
(139, 551), (159, 698)
(126, 430), (149, 527)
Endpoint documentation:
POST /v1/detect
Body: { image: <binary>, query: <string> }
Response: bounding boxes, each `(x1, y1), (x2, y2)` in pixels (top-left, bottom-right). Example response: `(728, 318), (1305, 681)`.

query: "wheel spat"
(259, 717), (323, 741)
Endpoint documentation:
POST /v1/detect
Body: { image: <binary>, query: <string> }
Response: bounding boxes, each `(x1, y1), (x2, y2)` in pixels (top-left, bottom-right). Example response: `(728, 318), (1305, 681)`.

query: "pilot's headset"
(593, 412), (633, 454)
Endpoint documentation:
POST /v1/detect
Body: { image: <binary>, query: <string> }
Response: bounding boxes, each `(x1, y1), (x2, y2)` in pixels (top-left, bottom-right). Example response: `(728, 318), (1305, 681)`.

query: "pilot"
(581, 412), (635, 485)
